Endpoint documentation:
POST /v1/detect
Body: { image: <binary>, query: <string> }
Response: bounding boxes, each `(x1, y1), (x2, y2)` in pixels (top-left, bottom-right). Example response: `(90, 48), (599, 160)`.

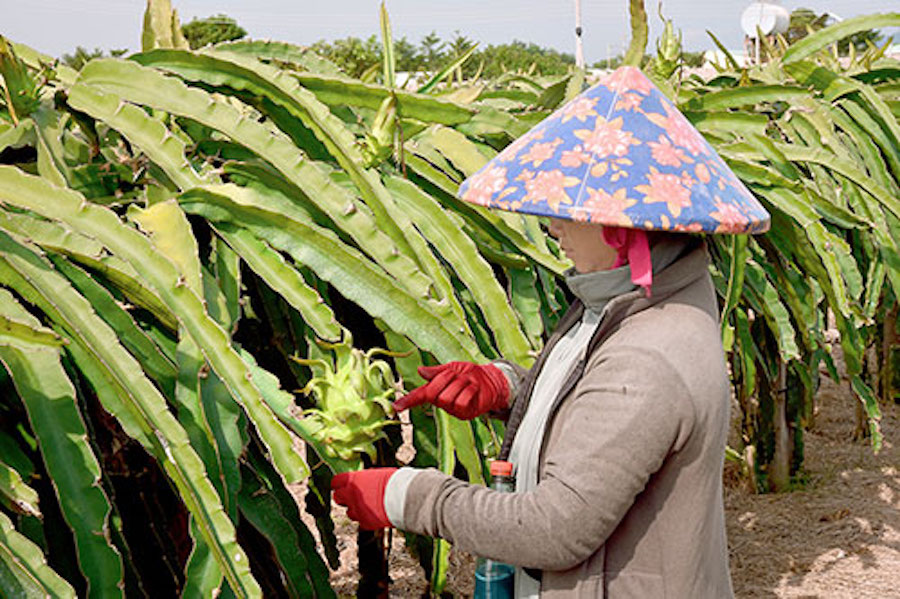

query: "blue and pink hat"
(458, 66), (770, 291)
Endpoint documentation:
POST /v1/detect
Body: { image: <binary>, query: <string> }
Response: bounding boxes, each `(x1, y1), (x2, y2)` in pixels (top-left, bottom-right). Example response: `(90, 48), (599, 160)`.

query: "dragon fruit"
(293, 335), (401, 465)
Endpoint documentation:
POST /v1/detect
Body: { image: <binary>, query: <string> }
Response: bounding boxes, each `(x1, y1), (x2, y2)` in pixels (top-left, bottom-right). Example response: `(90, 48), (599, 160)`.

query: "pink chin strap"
(601, 226), (652, 296)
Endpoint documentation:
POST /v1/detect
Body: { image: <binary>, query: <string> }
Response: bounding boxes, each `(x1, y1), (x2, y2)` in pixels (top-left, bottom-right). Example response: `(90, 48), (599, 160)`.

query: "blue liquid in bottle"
(474, 560), (515, 598)
(472, 460), (516, 599)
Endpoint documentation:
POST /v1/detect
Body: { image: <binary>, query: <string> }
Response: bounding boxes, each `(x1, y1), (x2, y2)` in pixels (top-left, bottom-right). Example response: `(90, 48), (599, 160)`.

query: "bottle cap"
(490, 460), (513, 477)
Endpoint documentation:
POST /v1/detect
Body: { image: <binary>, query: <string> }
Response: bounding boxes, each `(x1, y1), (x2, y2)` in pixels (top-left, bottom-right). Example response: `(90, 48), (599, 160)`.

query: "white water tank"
(741, 1), (791, 38)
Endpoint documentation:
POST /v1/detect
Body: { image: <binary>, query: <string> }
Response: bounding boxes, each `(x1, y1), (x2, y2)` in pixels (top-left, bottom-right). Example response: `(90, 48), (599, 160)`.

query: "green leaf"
(31, 105), (69, 188)
(718, 234), (749, 345)
(0, 234), (261, 598)
(379, 1), (395, 88)
(214, 225), (341, 342)
(782, 13), (900, 65)
(623, 0), (648, 67)
(689, 85), (812, 111)
(758, 187), (862, 321)
(9, 41), (77, 86)
(447, 419), (485, 486)
(211, 237), (242, 330)
(0, 511), (75, 599)
(0, 208), (178, 331)
(292, 71), (475, 125)
(180, 184), (482, 364)
(177, 334), (227, 599)
(0, 289), (124, 598)
(850, 375), (883, 451)
(417, 44), (479, 94)
(416, 125), (491, 177)
(385, 175), (532, 364)
(686, 110), (769, 139)
(131, 49), (418, 257)
(507, 265), (544, 350)
(705, 31), (741, 71)
(0, 458), (40, 518)
(430, 406), (455, 594)
(182, 520), (224, 599)
(744, 259), (800, 361)
(183, 339), (248, 597)
(141, 0), (189, 52)
(0, 38), (41, 123)
(49, 255), (177, 396)
(843, 181), (900, 301)
(67, 84), (208, 191)
(0, 181), (285, 599)
(0, 165), (307, 490)
(239, 452), (336, 599)
(835, 99), (900, 192)
(0, 120), (35, 154)
(212, 40), (343, 76)
(0, 314), (65, 349)
(78, 58), (438, 303)
(128, 199), (204, 295)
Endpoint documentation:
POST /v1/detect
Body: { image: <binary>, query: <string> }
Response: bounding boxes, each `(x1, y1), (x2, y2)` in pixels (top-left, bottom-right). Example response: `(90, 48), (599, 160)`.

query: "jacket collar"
(564, 236), (695, 313)
(600, 240), (710, 325)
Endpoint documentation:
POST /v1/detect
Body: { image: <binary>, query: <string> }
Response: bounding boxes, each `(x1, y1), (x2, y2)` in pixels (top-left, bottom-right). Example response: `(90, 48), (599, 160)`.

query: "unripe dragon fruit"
(361, 94), (397, 168)
(293, 336), (401, 465)
(650, 9), (683, 82)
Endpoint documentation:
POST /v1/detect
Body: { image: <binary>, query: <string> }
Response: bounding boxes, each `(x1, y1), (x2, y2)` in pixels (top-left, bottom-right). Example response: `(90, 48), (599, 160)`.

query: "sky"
(2, 1), (898, 64)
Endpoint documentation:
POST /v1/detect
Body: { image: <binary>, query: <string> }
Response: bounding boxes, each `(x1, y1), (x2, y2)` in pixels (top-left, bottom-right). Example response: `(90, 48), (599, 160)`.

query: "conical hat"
(458, 66), (770, 234)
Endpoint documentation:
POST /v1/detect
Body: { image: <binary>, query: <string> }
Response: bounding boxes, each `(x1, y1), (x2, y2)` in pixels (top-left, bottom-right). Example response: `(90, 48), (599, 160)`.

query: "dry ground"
(724, 372), (899, 598)
(320, 371), (899, 598)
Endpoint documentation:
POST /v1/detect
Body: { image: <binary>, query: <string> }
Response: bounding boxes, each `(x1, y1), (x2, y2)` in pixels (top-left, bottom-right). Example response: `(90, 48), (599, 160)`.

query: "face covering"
(601, 226), (652, 296)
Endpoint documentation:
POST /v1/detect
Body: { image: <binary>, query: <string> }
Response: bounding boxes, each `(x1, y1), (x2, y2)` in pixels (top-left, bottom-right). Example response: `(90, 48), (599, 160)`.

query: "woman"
(332, 66), (770, 598)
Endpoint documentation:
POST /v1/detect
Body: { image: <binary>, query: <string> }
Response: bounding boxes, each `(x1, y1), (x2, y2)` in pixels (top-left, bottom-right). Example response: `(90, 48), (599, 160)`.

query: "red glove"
(331, 468), (398, 530)
(393, 362), (509, 420)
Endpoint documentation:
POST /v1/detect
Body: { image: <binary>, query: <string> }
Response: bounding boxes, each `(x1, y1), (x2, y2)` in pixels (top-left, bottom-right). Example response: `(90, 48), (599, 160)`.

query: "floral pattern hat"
(458, 66), (770, 235)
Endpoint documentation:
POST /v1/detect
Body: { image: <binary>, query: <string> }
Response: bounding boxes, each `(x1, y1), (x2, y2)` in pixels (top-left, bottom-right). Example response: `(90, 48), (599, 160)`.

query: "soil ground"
(321, 370), (900, 598)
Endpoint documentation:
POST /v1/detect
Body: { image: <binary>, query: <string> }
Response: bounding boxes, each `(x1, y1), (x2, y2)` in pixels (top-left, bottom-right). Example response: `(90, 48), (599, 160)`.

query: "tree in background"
(181, 14), (247, 50)
(786, 8), (883, 54)
(393, 36), (420, 72)
(785, 8), (830, 45)
(681, 50), (706, 67)
(448, 31), (477, 81)
(468, 40), (575, 79)
(61, 47), (127, 70)
(419, 31), (445, 72)
(311, 31), (575, 81)
(310, 35), (382, 79)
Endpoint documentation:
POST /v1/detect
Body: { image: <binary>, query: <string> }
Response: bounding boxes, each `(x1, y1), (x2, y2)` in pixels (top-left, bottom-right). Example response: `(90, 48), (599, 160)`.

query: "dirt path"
(726, 373), (899, 598)
(327, 372), (899, 597)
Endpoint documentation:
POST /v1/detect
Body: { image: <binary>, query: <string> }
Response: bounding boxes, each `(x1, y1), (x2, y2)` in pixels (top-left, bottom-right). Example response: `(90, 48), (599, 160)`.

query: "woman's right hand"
(392, 362), (509, 420)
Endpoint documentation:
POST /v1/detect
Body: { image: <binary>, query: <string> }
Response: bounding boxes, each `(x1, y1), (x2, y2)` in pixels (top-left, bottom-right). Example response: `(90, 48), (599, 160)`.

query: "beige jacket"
(399, 246), (734, 598)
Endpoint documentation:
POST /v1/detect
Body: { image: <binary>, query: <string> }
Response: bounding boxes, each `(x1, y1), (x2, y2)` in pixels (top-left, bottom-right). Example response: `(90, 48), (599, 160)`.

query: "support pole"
(575, 0), (585, 68)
